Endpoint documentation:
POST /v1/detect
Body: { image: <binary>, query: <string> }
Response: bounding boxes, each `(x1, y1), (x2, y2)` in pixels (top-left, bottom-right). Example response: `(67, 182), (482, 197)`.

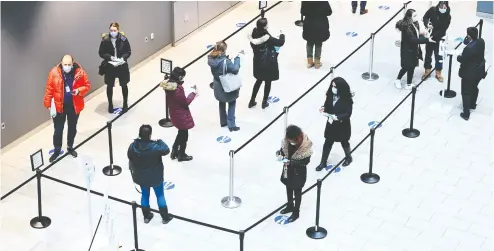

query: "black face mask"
(463, 36), (471, 45)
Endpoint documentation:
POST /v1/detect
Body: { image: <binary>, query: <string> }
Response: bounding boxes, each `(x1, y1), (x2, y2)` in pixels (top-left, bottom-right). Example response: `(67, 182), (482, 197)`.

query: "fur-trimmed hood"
(281, 134), (313, 160)
(248, 28), (270, 45)
(160, 80), (178, 91)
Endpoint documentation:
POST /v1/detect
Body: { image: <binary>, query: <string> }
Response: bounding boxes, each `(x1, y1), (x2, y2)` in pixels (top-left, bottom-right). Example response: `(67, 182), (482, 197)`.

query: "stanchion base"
(221, 196), (242, 209)
(102, 165), (122, 176)
(362, 72), (379, 81)
(130, 249), (145, 251)
(295, 20), (303, 27)
(439, 89), (456, 98)
(306, 226), (327, 239)
(30, 216), (52, 229)
(402, 128), (420, 138)
(360, 173), (380, 184)
(159, 118), (173, 128)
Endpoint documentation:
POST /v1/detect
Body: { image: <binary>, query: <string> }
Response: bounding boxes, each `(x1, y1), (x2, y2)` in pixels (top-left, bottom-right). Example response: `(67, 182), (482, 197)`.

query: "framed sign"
(30, 149), (44, 171)
(259, 1), (267, 9)
(160, 58), (172, 75)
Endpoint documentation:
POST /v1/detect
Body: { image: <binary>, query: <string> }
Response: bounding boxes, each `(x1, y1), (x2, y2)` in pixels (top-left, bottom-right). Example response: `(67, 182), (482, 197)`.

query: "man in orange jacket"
(44, 55), (91, 162)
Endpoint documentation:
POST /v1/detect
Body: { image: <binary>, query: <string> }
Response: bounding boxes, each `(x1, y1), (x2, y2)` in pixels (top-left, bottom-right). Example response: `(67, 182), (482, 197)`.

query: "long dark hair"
(328, 77), (354, 104)
(252, 18), (269, 38)
(396, 9), (416, 32)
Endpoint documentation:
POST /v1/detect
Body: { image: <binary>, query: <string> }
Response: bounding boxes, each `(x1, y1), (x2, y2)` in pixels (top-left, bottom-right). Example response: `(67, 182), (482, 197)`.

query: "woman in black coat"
(394, 9), (434, 90)
(316, 77), (354, 171)
(301, 1), (332, 69)
(99, 22), (132, 113)
(457, 27), (486, 121)
(247, 18), (285, 109)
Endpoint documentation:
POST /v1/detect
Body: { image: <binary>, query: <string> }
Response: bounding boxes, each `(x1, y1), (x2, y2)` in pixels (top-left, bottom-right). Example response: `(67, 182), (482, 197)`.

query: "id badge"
(65, 86), (71, 93)
(283, 166), (288, 179)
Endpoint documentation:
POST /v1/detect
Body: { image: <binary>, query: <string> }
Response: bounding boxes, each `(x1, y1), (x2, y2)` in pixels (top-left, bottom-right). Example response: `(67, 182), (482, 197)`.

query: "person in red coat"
(160, 67), (197, 161)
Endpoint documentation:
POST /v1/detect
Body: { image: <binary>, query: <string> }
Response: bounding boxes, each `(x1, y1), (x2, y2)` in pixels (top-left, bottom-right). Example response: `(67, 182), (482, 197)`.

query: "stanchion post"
(295, 14), (303, 27)
(159, 58), (174, 128)
(239, 230), (245, 251)
(306, 179), (327, 239)
(158, 95), (173, 128)
(360, 128), (380, 184)
(403, 2), (408, 17)
(479, 19), (483, 39)
(221, 150), (242, 208)
(402, 86), (421, 138)
(30, 169), (51, 229)
(330, 66), (335, 80)
(362, 33), (379, 81)
(131, 201), (144, 251)
(102, 121), (122, 176)
(283, 106), (289, 132)
(440, 55), (456, 98)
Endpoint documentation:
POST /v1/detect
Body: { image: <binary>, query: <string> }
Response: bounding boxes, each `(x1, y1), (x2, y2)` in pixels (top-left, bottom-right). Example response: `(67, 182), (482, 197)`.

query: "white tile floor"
(1, 1), (493, 251)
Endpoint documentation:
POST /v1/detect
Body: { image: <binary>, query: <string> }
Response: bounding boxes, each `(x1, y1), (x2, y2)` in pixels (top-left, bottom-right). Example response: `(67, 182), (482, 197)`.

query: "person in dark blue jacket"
(128, 125), (173, 224)
(457, 27), (486, 121)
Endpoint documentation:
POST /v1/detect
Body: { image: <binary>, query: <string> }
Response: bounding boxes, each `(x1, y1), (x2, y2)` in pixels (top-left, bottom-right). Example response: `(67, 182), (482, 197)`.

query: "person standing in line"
(351, 1), (368, 15)
(43, 55), (91, 162)
(98, 22), (132, 113)
(247, 17), (285, 109)
(208, 41), (241, 132)
(160, 67), (197, 161)
(394, 9), (435, 90)
(316, 77), (354, 171)
(301, 1), (332, 69)
(422, 1), (451, 82)
(276, 125), (313, 222)
(457, 27), (486, 121)
(127, 125), (173, 224)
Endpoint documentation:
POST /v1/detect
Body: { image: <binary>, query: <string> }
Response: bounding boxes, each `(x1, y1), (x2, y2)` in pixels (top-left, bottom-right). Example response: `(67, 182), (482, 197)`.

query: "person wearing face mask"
(457, 27), (486, 121)
(316, 77), (353, 171)
(247, 18), (285, 109)
(394, 9), (435, 90)
(43, 55), (91, 162)
(276, 125), (313, 222)
(422, 1), (451, 82)
(99, 22), (132, 114)
(301, 1), (332, 69)
(160, 67), (197, 161)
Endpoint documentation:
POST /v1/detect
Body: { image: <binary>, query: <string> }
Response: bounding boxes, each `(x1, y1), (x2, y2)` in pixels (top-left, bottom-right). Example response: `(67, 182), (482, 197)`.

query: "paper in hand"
(50, 98), (57, 118)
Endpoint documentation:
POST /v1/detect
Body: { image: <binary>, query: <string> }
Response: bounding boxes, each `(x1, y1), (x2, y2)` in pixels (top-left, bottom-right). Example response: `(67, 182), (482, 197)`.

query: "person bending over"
(128, 125), (173, 224)
(276, 125), (313, 222)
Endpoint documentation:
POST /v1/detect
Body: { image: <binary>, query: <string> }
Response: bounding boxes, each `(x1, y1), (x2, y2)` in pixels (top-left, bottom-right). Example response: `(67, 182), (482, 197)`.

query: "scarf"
(281, 134), (313, 160)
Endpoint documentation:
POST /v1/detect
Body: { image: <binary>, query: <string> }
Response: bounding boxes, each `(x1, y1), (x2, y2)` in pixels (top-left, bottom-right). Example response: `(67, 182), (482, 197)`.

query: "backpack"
(258, 43), (277, 69)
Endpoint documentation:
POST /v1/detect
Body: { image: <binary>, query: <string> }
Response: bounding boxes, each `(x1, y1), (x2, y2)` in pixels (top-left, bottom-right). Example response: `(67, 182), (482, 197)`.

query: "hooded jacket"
(160, 80), (196, 130)
(423, 2), (451, 42)
(248, 28), (285, 81)
(207, 52), (241, 102)
(127, 139), (169, 187)
(301, 1), (332, 43)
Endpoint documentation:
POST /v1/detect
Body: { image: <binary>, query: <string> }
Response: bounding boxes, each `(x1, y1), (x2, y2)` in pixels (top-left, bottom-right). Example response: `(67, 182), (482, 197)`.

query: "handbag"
(219, 59), (242, 93)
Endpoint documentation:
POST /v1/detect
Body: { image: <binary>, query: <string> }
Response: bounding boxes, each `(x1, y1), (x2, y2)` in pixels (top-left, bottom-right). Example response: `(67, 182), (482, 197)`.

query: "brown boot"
(422, 69), (432, 80)
(307, 58), (314, 68)
(435, 70), (444, 82)
(314, 58), (322, 69)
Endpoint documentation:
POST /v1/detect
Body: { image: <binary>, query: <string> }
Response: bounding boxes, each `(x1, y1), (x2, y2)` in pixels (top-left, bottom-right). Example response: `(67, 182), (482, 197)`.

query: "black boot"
(261, 100), (269, 109)
(159, 206), (173, 224)
(248, 100), (257, 108)
(178, 143), (192, 162)
(122, 101), (128, 113)
(108, 102), (114, 114)
(67, 147), (78, 158)
(288, 210), (299, 222)
(49, 149), (61, 163)
(461, 95), (471, 121)
(170, 146), (178, 160)
(141, 207), (154, 224)
(342, 146), (353, 167)
(280, 205), (294, 214)
(316, 142), (331, 171)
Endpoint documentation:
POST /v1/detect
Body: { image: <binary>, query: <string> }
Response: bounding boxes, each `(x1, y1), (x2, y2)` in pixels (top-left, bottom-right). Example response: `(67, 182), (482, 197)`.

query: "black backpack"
(258, 42), (277, 69)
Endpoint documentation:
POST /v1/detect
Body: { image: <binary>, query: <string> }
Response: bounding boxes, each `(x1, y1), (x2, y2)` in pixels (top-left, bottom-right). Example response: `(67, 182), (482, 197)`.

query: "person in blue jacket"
(128, 124), (173, 224)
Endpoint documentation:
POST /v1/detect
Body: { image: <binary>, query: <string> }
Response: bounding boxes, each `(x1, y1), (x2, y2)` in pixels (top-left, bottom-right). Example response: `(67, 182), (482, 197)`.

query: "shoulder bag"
(219, 59), (242, 93)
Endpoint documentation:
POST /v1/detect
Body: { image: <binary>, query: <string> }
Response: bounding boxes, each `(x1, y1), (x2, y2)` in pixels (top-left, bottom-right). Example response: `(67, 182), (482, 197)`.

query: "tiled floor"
(1, 1), (493, 251)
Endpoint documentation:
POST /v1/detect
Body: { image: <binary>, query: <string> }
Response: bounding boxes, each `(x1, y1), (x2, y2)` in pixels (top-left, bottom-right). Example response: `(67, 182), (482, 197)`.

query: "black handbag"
(98, 60), (108, 76)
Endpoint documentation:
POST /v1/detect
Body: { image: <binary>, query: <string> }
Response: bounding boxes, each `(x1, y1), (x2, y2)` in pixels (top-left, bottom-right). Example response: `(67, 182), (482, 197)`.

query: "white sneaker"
(404, 84), (414, 90)
(394, 80), (402, 89)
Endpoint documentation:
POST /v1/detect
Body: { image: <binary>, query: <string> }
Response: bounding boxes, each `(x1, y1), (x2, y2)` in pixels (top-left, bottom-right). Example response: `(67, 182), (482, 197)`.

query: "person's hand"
(428, 37), (436, 43)
(330, 114), (338, 121)
(71, 89), (80, 96)
(193, 87), (199, 97)
(110, 56), (117, 61)
(319, 107), (324, 113)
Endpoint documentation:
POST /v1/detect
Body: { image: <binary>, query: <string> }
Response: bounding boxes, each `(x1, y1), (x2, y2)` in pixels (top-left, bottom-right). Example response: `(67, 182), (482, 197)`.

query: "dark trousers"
(461, 78), (481, 116)
(424, 42), (443, 70)
(286, 186), (302, 211)
(53, 104), (79, 151)
(250, 79), (272, 102)
(321, 139), (350, 164)
(397, 68), (415, 85)
(105, 65), (130, 105)
(352, 1), (367, 11)
(173, 129), (189, 155)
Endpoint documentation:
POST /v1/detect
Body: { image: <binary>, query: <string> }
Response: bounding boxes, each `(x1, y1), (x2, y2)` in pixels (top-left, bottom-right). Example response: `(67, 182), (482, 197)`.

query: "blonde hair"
(209, 41), (227, 58)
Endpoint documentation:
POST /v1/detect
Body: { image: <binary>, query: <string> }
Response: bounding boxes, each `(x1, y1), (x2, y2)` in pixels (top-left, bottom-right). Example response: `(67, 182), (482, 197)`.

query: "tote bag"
(219, 59), (242, 93)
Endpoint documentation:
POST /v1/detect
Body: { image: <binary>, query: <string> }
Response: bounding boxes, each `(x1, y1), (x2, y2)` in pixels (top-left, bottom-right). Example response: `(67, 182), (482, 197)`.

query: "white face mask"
(412, 14), (418, 22)
(332, 87), (337, 95)
(289, 141), (297, 146)
(110, 31), (118, 38)
(62, 65), (73, 73)
(438, 8), (446, 14)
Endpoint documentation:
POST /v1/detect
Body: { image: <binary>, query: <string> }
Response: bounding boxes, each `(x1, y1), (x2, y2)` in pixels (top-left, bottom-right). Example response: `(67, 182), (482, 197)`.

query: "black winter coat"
(301, 1), (332, 43)
(458, 38), (486, 84)
(423, 4), (451, 42)
(127, 139), (170, 188)
(399, 22), (428, 69)
(322, 93), (353, 142)
(98, 33), (132, 83)
(248, 28), (285, 81)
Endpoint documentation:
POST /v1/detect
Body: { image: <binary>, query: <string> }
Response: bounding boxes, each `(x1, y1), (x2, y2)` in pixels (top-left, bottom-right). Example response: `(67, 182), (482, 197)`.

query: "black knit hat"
(170, 67), (186, 82)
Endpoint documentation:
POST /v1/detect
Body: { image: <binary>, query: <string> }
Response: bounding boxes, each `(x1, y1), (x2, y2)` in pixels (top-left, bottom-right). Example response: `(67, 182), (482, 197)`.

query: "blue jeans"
(424, 42), (443, 70)
(351, 1), (367, 11)
(140, 183), (167, 208)
(219, 101), (236, 128)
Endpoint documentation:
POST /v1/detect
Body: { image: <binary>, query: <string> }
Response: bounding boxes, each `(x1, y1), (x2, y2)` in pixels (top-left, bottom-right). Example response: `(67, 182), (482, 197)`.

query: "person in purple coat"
(160, 67), (197, 161)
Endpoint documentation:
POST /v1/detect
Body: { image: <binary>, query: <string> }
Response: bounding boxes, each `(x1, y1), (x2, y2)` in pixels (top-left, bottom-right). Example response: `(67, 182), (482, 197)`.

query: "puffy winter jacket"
(423, 2), (451, 42)
(160, 80), (196, 130)
(128, 139), (170, 187)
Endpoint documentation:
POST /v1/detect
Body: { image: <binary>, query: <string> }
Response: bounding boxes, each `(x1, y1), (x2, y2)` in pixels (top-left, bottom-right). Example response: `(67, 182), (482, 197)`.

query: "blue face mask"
(110, 31), (118, 38)
(463, 36), (470, 45)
